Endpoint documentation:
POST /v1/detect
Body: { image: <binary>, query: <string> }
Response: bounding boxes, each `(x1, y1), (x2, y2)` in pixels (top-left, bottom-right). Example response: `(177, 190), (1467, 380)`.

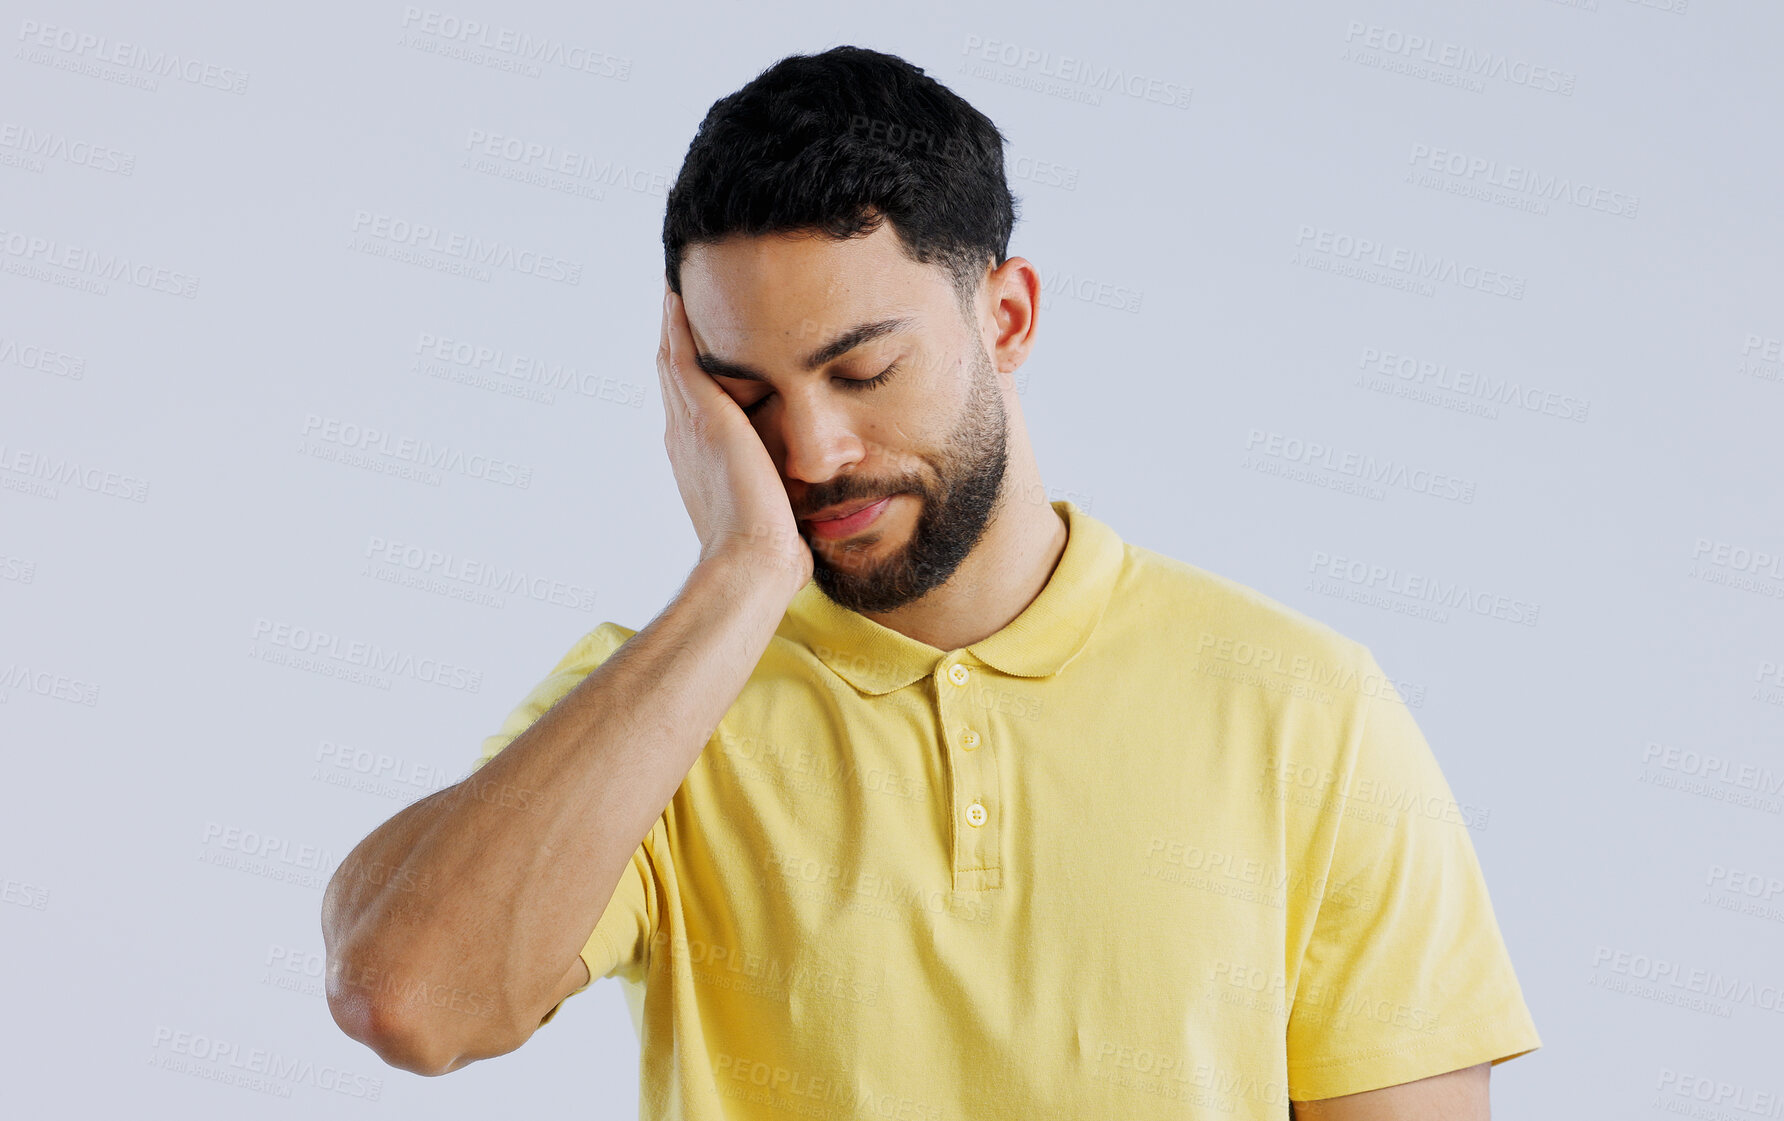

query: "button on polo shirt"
(473, 499), (1541, 1117)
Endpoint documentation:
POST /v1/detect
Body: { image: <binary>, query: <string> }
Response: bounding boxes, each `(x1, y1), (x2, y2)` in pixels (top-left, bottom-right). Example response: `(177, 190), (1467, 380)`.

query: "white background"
(3, 0), (1781, 1116)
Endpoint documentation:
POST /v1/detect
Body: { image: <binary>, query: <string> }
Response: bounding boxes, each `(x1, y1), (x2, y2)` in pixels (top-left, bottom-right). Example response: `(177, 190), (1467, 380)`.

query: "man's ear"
(982, 256), (1040, 376)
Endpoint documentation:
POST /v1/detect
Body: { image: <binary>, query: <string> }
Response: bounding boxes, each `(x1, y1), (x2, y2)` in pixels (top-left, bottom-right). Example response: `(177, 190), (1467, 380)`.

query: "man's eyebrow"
(693, 317), (915, 382)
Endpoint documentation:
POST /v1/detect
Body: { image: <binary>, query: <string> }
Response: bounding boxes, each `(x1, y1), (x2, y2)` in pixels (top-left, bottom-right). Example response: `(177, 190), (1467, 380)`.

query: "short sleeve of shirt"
(1285, 645), (1541, 1101)
(469, 622), (661, 1024)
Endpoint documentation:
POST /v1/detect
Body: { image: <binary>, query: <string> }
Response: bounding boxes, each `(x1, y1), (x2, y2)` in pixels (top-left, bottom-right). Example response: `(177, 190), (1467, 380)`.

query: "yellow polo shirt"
(473, 499), (1540, 1116)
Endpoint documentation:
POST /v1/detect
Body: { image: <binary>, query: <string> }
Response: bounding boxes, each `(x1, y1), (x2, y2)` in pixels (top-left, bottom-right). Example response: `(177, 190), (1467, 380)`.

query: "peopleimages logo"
(363, 533), (597, 611)
(1407, 143), (1639, 218)
(0, 225), (199, 298)
(461, 127), (670, 201)
(14, 20), (251, 93)
(1293, 225), (1526, 300)
(250, 616), (484, 693)
(959, 34), (1192, 110)
(1357, 346), (1590, 422)
(0, 660), (101, 706)
(1655, 1069), (1784, 1118)
(0, 333), (86, 380)
(1591, 945), (1784, 1016)
(413, 330), (646, 408)
(148, 1026), (382, 1101)
(1244, 429), (1478, 503)
(313, 738), (458, 799)
(1037, 267), (1143, 314)
(398, 6), (631, 79)
(1692, 539), (1784, 579)
(1742, 333), (1783, 365)
(301, 414), (534, 489)
(1308, 550), (1541, 627)
(350, 210), (582, 285)
(1341, 20), (1577, 96)
(0, 438), (149, 502)
(0, 122), (136, 175)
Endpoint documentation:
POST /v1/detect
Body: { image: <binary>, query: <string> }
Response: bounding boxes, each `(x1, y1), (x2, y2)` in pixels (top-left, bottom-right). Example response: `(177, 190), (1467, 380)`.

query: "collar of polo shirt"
(779, 499), (1126, 694)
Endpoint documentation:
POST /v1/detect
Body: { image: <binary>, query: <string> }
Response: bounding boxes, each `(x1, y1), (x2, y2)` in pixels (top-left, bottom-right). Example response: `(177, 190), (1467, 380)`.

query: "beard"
(803, 342), (1009, 615)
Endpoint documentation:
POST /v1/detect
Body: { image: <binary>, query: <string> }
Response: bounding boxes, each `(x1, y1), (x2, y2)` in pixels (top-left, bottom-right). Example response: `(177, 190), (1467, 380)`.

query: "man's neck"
(861, 489), (1069, 653)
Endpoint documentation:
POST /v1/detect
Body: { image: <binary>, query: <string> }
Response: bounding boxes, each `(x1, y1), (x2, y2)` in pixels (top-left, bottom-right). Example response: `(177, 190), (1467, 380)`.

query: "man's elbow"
(326, 964), (531, 1077)
(326, 984), (461, 1076)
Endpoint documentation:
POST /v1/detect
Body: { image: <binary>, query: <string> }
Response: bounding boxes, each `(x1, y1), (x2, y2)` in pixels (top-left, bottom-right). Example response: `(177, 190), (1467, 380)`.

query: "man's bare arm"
(320, 553), (804, 1075)
(1291, 1061), (1490, 1120)
(321, 284), (814, 1077)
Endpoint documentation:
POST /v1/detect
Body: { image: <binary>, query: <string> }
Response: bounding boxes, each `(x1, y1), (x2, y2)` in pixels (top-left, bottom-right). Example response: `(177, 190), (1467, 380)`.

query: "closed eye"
(740, 363), (901, 416)
(844, 362), (901, 392)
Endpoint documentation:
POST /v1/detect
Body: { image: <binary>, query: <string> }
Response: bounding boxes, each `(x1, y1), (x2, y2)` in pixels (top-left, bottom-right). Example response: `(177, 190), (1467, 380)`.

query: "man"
(321, 45), (1540, 1119)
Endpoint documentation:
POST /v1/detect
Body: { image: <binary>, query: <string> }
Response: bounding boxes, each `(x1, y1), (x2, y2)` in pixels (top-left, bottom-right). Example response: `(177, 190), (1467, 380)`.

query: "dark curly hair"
(663, 45), (1019, 321)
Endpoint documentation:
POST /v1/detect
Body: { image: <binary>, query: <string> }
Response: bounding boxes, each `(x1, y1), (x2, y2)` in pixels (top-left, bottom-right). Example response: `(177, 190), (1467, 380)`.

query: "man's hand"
(1291, 1062), (1490, 1120)
(658, 281), (812, 586)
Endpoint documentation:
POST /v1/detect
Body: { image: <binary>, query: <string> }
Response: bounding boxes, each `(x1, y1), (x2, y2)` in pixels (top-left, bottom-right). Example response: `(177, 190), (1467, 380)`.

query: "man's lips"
(802, 496), (892, 523)
(799, 495), (897, 540)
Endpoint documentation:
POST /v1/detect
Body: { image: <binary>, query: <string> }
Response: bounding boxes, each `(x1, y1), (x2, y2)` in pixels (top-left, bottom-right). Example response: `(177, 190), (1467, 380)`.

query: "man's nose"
(774, 390), (865, 484)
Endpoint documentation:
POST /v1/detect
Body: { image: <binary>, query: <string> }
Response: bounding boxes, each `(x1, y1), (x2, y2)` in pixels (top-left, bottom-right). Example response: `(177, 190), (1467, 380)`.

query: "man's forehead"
(695, 307), (921, 350)
(682, 227), (941, 344)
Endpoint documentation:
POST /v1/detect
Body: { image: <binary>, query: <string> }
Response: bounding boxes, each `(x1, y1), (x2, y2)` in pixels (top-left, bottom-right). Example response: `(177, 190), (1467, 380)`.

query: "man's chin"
(809, 540), (914, 601)
(811, 544), (903, 586)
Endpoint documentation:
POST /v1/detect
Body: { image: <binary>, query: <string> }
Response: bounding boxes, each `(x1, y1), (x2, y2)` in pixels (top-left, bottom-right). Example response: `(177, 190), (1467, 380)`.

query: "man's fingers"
(663, 290), (724, 410)
(658, 289), (689, 416)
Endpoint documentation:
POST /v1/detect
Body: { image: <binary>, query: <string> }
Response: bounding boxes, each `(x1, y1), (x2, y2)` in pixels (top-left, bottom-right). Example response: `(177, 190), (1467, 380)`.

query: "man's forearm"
(321, 552), (805, 1072)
